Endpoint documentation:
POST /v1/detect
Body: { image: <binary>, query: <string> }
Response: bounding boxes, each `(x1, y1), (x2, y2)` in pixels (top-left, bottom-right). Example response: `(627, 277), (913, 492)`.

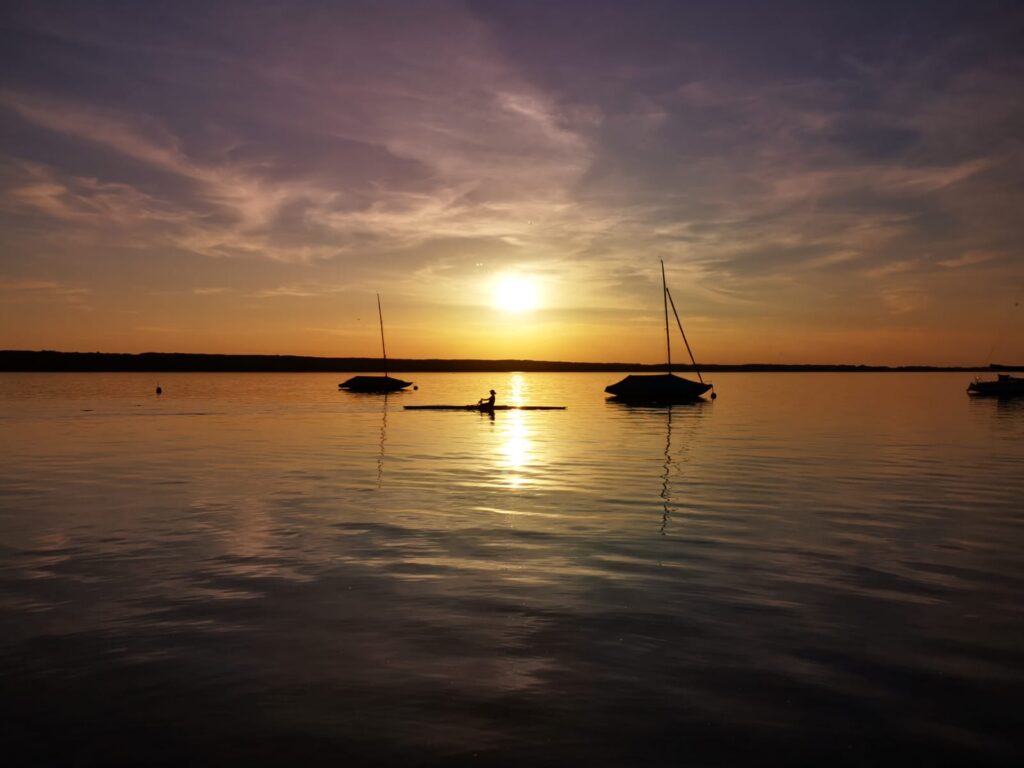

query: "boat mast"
(377, 292), (388, 377)
(666, 287), (705, 385)
(661, 259), (672, 374)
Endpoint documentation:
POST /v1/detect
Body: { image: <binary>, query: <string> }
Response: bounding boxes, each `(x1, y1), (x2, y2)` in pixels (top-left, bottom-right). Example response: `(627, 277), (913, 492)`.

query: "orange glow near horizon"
(2, 291), (1021, 367)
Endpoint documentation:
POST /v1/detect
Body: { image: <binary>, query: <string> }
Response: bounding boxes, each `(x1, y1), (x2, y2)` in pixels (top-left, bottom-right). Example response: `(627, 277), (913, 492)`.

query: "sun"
(492, 275), (540, 313)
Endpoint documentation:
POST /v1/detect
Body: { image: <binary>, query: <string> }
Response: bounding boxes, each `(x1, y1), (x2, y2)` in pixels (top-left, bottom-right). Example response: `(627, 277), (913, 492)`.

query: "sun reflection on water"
(494, 374), (534, 489)
(497, 410), (532, 489)
(507, 373), (526, 407)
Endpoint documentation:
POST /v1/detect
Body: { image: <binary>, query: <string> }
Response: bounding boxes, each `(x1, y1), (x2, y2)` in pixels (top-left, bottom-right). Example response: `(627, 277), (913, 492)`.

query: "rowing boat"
(404, 405), (566, 411)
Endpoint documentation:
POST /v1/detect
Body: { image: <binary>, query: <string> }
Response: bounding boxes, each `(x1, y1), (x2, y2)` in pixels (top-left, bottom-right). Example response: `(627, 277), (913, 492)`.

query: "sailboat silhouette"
(605, 260), (714, 403)
(339, 294), (413, 393)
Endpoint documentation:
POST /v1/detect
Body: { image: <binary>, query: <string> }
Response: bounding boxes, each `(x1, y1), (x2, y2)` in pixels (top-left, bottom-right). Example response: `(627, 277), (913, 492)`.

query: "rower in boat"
(406, 390), (566, 412)
(404, 404), (565, 411)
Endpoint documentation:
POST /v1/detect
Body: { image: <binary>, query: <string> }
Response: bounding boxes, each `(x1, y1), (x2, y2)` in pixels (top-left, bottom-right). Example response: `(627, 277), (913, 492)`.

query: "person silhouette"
(478, 389), (496, 408)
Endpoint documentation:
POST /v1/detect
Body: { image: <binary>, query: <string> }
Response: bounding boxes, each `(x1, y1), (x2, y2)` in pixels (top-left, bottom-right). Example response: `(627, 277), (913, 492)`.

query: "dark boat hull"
(339, 375), (412, 393)
(605, 373), (712, 403)
(967, 375), (1024, 397)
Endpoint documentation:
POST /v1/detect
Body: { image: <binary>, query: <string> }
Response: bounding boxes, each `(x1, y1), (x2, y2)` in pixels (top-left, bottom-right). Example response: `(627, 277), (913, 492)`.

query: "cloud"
(0, 277), (90, 303)
(938, 250), (1000, 269)
(0, 91), (327, 236)
(2, 159), (190, 227)
(0, 31), (596, 264)
(0, 90), (189, 175)
(880, 284), (931, 315)
(252, 285), (321, 298)
(865, 259), (919, 280)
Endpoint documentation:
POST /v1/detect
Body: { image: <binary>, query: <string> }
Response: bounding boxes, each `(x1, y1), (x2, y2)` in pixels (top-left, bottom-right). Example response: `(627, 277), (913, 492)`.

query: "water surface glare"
(1, 372), (1022, 765)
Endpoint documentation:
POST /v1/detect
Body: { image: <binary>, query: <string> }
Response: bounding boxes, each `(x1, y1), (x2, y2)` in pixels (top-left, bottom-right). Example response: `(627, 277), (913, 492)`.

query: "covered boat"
(338, 293), (413, 393)
(339, 374), (412, 393)
(967, 374), (1024, 397)
(605, 373), (711, 402)
(605, 260), (715, 403)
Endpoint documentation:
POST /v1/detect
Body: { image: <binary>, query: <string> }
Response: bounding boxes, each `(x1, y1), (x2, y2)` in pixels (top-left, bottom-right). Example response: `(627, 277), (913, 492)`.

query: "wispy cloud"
(2, 158), (191, 233)
(938, 250), (1000, 269)
(253, 285), (321, 298)
(0, 277), (90, 299)
(0, 0), (597, 269)
(880, 284), (931, 315)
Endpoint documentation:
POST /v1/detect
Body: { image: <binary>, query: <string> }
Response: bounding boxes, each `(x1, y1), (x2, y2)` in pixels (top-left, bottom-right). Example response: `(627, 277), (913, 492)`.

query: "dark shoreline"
(1, 350), (1018, 373)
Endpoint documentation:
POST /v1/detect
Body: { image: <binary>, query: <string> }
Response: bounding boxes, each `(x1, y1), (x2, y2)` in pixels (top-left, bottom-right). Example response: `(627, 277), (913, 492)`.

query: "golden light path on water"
(498, 412), (531, 490)
(497, 374), (531, 490)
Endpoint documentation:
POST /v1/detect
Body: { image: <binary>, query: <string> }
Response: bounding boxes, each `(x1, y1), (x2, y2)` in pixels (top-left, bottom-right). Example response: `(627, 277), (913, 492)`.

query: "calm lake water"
(1, 372), (1022, 766)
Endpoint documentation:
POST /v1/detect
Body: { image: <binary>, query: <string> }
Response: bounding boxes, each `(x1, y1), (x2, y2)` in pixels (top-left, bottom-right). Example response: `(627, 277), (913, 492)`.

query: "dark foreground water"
(1, 372), (1022, 766)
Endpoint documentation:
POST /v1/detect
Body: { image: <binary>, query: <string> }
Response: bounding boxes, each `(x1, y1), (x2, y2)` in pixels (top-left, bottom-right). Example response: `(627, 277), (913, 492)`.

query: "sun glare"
(493, 275), (540, 313)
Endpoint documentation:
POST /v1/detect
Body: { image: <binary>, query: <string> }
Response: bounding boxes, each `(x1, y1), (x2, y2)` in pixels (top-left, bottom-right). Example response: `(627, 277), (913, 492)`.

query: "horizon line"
(0, 350), (1019, 373)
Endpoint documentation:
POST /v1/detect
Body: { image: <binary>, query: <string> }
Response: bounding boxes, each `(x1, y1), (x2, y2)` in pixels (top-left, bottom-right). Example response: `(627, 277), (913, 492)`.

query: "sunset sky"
(2, 0), (1022, 365)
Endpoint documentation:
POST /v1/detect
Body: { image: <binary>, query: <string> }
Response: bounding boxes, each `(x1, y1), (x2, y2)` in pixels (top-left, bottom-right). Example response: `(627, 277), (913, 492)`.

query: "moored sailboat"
(967, 373), (1024, 397)
(966, 289), (1022, 397)
(339, 294), (413, 393)
(605, 261), (714, 403)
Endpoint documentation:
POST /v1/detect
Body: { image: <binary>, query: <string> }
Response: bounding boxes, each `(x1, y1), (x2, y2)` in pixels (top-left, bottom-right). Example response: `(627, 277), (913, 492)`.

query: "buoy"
(156, 385), (162, 395)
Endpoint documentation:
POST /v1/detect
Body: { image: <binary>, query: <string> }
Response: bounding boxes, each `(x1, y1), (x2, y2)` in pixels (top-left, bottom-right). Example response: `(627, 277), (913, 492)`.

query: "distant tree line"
(0, 350), (1015, 373)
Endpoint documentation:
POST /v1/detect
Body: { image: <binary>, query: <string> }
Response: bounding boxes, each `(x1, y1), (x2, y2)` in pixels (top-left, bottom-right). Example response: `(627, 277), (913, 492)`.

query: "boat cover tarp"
(339, 375), (412, 392)
(605, 373), (711, 402)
